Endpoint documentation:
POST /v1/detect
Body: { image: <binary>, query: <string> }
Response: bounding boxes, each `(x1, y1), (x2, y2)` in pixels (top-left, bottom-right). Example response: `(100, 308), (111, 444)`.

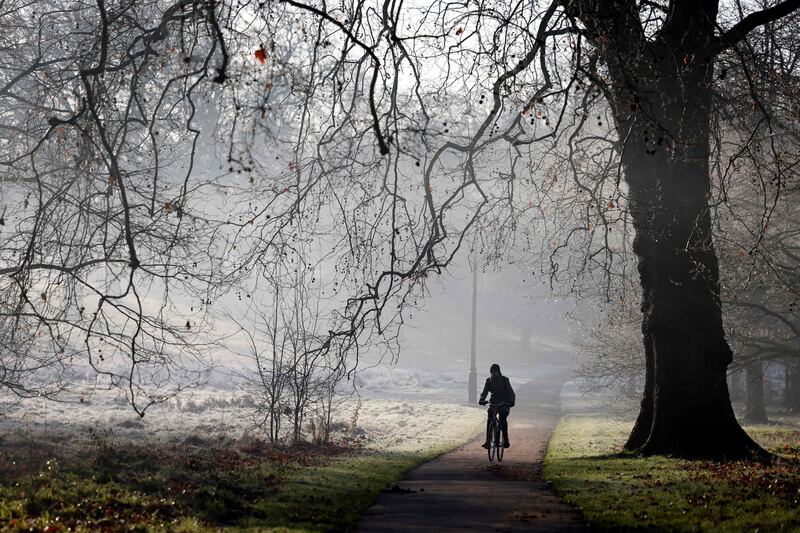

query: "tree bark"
(624, 331), (654, 450)
(571, 3), (769, 459)
(744, 360), (768, 424)
(616, 67), (767, 457)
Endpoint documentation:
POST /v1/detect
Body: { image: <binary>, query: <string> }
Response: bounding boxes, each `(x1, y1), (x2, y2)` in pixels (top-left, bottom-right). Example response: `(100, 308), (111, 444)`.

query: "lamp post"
(468, 265), (478, 404)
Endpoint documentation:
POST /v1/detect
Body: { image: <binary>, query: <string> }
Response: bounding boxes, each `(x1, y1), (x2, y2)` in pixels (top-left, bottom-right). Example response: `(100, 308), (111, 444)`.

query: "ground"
(0, 386), (484, 532)
(5, 369), (795, 531)
(359, 375), (587, 532)
(544, 398), (800, 531)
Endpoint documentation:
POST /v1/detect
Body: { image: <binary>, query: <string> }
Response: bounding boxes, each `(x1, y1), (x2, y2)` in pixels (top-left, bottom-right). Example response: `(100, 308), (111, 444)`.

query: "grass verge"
(543, 414), (800, 531)
(0, 432), (459, 532)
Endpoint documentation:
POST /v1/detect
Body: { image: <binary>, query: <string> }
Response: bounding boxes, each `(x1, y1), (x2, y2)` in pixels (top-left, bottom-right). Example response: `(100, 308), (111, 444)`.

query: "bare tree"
(5, 0), (800, 460)
(239, 300), (289, 443)
(238, 249), (351, 443)
(572, 291), (645, 414)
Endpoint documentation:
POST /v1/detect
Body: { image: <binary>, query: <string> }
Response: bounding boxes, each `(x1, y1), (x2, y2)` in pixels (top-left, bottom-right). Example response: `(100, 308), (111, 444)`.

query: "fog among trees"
(2, 0), (800, 462)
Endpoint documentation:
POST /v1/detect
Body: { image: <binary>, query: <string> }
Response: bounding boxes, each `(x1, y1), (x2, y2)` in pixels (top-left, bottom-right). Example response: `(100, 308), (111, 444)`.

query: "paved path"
(359, 372), (587, 532)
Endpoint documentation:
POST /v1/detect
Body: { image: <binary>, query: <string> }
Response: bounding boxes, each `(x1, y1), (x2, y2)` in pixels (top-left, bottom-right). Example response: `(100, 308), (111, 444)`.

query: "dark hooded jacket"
(479, 375), (515, 406)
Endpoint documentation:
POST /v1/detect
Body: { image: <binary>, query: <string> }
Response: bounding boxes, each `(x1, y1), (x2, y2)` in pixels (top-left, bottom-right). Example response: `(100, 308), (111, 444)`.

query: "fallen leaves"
(688, 458), (800, 499)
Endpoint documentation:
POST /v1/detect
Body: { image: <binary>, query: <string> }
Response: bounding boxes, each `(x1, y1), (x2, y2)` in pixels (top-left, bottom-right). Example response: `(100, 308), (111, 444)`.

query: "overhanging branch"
(278, 0), (391, 156)
(713, 0), (800, 54)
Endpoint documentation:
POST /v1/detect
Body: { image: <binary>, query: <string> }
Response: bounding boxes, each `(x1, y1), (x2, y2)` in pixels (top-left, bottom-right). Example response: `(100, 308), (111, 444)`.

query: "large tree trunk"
(615, 47), (766, 460)
(625, 330), (654, 449)
(744, 360), (768, 424)
(565, 0), (774, 459)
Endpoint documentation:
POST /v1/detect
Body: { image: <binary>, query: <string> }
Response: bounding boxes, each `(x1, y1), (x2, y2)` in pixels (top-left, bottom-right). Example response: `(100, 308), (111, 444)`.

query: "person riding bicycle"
(478, 363), (515, 449)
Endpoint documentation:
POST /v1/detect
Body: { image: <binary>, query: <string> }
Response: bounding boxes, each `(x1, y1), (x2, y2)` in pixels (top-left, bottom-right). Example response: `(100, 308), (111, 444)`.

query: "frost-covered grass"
(0, 388), (482, 452)
(544, 414), (800, 531)
(0, 390), (483, 532)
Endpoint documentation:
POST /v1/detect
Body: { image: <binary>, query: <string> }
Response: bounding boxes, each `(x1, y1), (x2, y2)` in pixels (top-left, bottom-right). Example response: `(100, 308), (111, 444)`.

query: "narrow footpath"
(359, 371), (588, 532)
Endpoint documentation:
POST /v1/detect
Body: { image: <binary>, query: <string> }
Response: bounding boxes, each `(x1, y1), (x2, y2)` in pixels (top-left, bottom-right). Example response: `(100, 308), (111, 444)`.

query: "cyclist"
(478, 363), (515, 449)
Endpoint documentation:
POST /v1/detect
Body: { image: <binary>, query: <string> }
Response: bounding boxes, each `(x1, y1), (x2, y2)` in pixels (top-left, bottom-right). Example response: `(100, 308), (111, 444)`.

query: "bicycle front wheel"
(496, 439), (504, 461)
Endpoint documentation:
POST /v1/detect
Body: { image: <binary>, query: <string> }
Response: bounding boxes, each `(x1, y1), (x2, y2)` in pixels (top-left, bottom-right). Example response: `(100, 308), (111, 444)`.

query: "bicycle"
(479, 401), (510, 462)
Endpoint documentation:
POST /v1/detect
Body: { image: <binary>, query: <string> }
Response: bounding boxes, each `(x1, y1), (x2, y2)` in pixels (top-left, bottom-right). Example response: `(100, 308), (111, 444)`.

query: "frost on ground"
(355, 398), (483, 452)
(0, 386), (484, 455)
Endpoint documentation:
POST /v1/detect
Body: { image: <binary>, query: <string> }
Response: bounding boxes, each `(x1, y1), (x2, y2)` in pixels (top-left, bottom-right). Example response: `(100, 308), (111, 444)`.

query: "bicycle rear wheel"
(495, 423), (504, 461)
(487, 421), (496, 461)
